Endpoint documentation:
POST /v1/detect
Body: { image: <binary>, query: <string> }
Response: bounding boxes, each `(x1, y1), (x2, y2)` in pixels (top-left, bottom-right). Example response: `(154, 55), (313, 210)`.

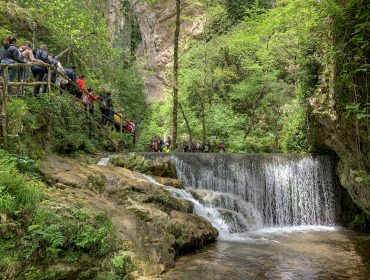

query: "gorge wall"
(107, 0), (205, 102)
(309, 0), (370, 218)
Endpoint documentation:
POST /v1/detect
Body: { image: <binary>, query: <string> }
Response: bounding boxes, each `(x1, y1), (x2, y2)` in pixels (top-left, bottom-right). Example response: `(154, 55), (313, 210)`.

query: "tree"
(171, 0), (181, 149)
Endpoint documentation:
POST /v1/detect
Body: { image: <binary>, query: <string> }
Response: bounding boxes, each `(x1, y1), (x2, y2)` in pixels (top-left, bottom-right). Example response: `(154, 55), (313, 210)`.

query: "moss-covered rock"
(111, 154), (177, 178)
(37, 155), (218, 277)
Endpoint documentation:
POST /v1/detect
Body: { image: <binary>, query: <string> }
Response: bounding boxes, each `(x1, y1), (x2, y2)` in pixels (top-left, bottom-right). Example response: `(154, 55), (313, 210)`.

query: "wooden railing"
(0, 62), (135, 149)
(1, 62), (53, 148)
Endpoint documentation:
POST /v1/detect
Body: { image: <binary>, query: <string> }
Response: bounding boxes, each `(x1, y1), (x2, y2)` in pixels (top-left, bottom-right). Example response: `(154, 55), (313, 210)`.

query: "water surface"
(163, 227), (370, 280)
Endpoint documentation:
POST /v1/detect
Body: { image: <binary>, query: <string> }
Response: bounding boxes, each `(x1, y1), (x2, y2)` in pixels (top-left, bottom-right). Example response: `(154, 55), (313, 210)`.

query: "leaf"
(28, 224), (42, 232)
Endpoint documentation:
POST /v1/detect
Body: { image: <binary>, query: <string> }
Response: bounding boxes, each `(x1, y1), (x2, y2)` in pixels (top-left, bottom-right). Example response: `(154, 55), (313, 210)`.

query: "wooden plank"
(1, 66), (8, 148)
(0, 62), (50, 67)
(8, 82), (48, 86)
(47, 66), (52, 93)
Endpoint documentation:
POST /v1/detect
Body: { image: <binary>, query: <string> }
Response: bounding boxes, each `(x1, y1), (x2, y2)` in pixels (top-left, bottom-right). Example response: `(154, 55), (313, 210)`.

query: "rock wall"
(309, 1), (370, 218)
(130, 0), (205, 102)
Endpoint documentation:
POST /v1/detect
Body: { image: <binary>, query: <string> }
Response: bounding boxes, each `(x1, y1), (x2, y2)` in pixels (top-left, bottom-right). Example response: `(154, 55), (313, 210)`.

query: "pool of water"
(162, 226), (370, 280)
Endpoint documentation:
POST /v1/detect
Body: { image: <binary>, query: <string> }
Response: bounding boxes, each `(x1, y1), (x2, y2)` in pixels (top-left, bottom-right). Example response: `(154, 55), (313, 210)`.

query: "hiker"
(196, 142), (201, 152)
(32, 44), (53, 95)
(204, 143), (209, 153)
(61, 66), (77, 94)
(153, 137), (159, 152)
(82, 88), (99, 114)
(159, 138), (164, 152)
(183, 142), (189, 153)
(76, 75), (87, 99)
(0, 35), (25, 95)
(40, 53), (61, 94)
(124, 117), (135, 135)
(219, 141), (226, 153)
(206, 142), (212, 153)
(113, 112), (124, 132)
(18, 41), (38, 94)
(99, 92), (113, 125)
(19, 41), (36, 63)
(165, 136), (171, 149)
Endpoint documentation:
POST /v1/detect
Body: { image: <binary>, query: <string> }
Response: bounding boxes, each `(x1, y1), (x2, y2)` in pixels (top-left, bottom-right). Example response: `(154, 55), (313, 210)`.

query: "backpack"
(100, 96), (108, 109)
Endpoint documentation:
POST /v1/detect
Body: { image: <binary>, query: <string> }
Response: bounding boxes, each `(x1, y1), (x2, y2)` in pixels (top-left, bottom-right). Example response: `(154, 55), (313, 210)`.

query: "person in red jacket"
(82, 88), (99, 113)
(76, 75), (87, 99)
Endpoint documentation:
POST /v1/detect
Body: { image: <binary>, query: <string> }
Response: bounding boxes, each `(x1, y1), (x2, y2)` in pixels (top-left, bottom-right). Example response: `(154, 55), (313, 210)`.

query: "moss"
(350, 213), (370, 231)
(128, 208), (150, 221)
(144, 194), (173, 207)
(165, 223), (188, 249)
(85, 174), (107, 194)
(110, 155), (150, 173)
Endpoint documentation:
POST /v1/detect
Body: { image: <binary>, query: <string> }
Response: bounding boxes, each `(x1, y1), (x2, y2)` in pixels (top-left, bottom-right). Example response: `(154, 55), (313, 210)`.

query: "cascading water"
(142, 153), (340, 234)
(138, 173), (256, 236)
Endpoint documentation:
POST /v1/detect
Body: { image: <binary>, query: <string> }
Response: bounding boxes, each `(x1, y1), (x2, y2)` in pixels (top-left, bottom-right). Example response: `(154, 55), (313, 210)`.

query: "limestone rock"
(40, 155), (218, 276)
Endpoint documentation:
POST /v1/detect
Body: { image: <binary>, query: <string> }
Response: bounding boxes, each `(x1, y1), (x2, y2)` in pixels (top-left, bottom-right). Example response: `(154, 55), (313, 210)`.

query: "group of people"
(0, 35), (136, 136)
(152, 136), (172, 152)
(182, 141), (225, 153)
(151, 137), (226, 153)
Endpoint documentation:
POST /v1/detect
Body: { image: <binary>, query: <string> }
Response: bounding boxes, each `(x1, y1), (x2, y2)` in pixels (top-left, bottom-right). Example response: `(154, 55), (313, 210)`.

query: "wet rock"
(149, 158), (177, 178)
(153, 177), (184, 189)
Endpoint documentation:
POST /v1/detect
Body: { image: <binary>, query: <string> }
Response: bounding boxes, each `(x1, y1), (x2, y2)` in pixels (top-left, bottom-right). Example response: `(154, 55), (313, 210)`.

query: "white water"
(97, 157), (110, 166)
(168, 154), (339, 227)
(140, 174), (262, 238)
(142, 154), (341, 239)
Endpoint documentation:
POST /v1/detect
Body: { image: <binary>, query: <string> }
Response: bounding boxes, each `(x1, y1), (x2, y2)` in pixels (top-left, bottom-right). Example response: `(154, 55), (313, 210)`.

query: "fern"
(0, 186), (16, 214)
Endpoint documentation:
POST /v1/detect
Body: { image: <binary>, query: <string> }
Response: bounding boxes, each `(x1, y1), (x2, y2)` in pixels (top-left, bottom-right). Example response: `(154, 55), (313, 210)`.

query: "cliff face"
(132, 0), (204, 102)
(309, 1), (370, 219)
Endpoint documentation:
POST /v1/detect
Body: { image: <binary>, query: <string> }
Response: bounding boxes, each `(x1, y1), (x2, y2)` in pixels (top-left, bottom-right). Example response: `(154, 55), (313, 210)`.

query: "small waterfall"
(139, 174), (262, 237)
(143, 153), (340, 229)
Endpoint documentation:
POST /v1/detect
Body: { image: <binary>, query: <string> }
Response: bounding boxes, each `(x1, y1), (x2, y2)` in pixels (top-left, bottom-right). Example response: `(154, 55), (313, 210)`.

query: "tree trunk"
(171, 0), (181, 150)
(179, 102), (193, 142)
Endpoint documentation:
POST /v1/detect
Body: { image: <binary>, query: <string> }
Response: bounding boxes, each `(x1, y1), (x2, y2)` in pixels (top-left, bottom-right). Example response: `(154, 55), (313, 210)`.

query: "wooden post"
(47, 66), (52, 93)
(1, 66), (8, 148)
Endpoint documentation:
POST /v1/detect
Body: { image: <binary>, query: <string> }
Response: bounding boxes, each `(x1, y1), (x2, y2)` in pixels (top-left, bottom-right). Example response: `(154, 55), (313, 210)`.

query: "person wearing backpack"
(159, 138), (164, 152)
(100, 92), (113, 125)
(31, 44), (53, 95)
(61, 66), (77, 95)
(1, 35), (25, 95)
(76, 75), (87, 99)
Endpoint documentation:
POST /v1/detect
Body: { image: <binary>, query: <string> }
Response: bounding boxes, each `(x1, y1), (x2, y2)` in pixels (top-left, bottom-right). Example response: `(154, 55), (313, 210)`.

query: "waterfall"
(142, 153), (340, 231)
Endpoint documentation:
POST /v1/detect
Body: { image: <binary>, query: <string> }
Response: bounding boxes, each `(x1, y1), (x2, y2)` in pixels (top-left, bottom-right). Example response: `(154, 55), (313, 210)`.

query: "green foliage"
(24, 205), (115, 261)
(6, 94), (128, 157)
(281, 107), (311, 153)
(139, 0), (323, 153)
(110, 155), (151, 173)
(0, 150), (44, 215)
(112, 252), (133, 276)
(166, 223), (188, 248)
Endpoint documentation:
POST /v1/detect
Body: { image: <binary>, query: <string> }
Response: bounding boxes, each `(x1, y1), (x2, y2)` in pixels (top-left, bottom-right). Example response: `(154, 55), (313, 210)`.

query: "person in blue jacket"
(31, 44), (53, 95)
(0, 35), (25, 94)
